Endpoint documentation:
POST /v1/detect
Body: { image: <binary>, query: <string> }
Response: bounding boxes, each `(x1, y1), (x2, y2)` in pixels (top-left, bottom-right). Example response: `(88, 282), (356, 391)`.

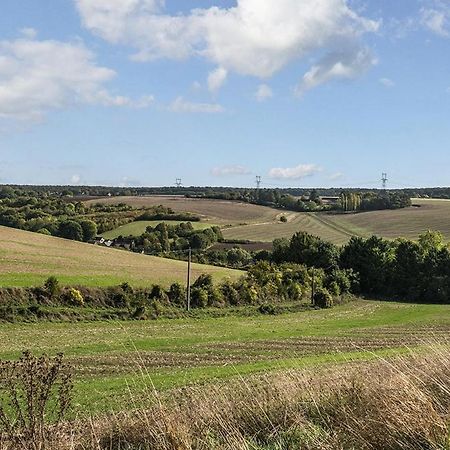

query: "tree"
(58, 220), (83, 241)
(80, 220), (98, 242)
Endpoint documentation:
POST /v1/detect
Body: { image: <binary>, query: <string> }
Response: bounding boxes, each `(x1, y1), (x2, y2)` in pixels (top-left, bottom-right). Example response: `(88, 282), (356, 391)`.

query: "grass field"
(86, 195), (281, 225)
(101, 220), (216, 239)
(92, 196), (450, 245)
(0, 226), (242, 287)
(0, 300), (448, 414)
(224, 199), (450, 245)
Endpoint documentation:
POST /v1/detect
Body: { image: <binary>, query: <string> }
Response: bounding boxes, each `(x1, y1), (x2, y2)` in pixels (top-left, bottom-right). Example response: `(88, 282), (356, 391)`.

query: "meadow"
(92, 196), (450, 245)
(0, 299), (448, 415)
(101, 220), (217, 239)
(0, 226), (242, 287)
(223, 198), (450, 244)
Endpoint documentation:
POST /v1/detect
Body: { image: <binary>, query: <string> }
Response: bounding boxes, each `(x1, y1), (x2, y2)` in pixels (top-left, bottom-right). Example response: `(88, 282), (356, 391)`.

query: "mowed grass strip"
(0, 300), (448, 413)
(0, 226), (242, 287)
(101, 220), (218, 239)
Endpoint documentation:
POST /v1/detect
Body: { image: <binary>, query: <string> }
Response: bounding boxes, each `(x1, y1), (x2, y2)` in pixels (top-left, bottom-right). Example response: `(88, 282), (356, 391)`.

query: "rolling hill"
(0, 226), (242, 287)
(88, 196), (450, 246)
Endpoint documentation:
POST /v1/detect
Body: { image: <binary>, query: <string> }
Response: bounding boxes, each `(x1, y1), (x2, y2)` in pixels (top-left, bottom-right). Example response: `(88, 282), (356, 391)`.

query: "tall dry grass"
(2, 345), (450, 450)
(79, 345), (450, 450)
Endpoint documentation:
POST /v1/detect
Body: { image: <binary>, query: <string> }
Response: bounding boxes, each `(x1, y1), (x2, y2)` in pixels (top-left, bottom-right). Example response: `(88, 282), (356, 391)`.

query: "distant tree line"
(0, 186), (201, 242)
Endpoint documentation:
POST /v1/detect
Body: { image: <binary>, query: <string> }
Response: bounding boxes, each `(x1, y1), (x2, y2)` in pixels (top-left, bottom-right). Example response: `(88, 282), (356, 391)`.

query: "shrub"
(190, 287), (208, 308)
(0, 352), (73, 449)
(220, 281), (240, 306)
(280, 215), (288, 223)
(149, 285), (169, 304)
(66, 288), (84, 306)
(313, 288), (333, 308)
(168, 282), (186, 307)
(43, 276), (60, 299)
(258, 303), (278, 315)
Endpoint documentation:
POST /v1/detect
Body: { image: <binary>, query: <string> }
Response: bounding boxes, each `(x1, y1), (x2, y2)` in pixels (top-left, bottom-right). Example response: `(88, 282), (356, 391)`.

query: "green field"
(0, 226), (242, 287)
(1, 300), (448, 414)
(102, 220), (217, 239)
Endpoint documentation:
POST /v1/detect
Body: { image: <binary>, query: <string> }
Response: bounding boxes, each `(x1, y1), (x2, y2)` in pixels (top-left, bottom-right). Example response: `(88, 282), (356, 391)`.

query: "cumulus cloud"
(379, 77), (395, 88)
(421, 2), (450, 37)
(255, 84), (273, 102)
(0, 35), (154, 121)
(168, 97), (225, 113)
(268, 164), (321, 180)
(295, 47), (376, 96)
(70, 174), (81, 184)
(211, 165), (251, 177)
(208, 67), (227, 93)
(75, 0), (379, 92)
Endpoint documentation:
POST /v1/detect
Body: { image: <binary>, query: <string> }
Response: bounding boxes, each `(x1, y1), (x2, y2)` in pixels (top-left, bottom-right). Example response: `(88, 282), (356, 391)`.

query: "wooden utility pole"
(311, 269), (315, 306)
(186, 247), (191, 311)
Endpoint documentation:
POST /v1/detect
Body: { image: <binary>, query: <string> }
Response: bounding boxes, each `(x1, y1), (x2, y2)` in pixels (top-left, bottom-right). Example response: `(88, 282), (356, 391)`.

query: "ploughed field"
(0, 226), (242, 287)
(92, 196), (450, 245)
(0, 300), (448, 414)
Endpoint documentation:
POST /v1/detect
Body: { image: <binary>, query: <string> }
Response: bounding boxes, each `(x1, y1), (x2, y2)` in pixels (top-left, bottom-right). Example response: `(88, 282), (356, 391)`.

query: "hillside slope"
(0, 226), (242, 287)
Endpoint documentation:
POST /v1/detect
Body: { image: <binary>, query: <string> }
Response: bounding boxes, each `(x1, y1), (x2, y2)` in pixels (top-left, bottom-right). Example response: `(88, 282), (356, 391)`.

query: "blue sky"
(0, 0), (449, 188)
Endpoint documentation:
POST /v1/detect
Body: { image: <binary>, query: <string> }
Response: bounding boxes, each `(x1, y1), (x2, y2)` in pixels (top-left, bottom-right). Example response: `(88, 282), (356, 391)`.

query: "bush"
(44, 276), (60, 299)
(168, 282), (186, 307)
(220, 281), (240, 306)
(66, 288), (84, 306)
(313, 288), (333, 308)
(0, 352), (73, 449)
(280, 215), (288, 223)
(190, 287), (208, 308)
(258, 303), (278, 315)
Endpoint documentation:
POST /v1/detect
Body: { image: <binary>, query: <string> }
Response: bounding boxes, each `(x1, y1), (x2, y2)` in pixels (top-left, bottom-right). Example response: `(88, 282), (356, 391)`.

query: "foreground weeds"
(80, 345), (450, 450)
(1, 345), (449, 449)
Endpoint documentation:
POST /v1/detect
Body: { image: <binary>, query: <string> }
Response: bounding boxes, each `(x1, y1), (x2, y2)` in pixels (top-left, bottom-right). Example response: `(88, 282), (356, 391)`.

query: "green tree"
(58, 220), (83, 241)
(80, 220), (98, 242)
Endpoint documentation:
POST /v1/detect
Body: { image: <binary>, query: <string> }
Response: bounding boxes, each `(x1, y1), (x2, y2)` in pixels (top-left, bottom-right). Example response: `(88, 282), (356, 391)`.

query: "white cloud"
(71, 174), (81, 184)
(268, 164), (321, 180)
(211, 165), (251, 176)
(0, 35), (154, 121)
(20, 28), (38, 39)
(168, 97), (225, 113)
(421, 3), (450, 37)
(207, 67), (227, 93)
(255, 84), (273, 102)
(295, 47), (376, 96)
(75, 0), (379, 92)
(379, 77), (395, 88)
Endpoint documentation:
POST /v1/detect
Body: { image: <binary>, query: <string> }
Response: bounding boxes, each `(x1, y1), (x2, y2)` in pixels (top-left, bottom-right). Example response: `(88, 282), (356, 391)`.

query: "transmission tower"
(381, 173), (388, 190)
(175, 178), (183, 188)
(255, 175), (262, 189)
